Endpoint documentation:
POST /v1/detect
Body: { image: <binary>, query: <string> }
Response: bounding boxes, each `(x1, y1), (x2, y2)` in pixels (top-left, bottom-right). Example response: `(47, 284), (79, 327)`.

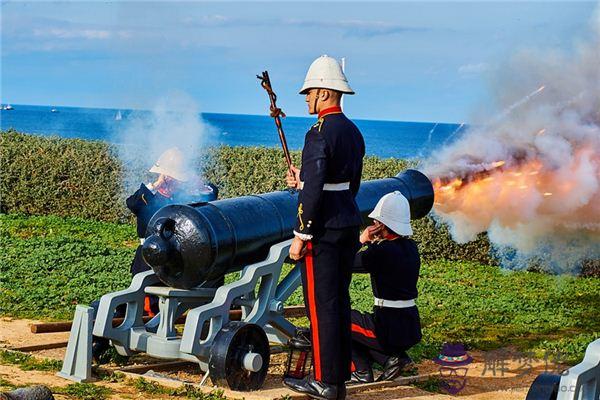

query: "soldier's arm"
(126, 183), (155, 215)
(350, 135), (365, 196)
(352, 243), (376, 273)
(294, 132), (328, 239)
(350, 162), (362, 196)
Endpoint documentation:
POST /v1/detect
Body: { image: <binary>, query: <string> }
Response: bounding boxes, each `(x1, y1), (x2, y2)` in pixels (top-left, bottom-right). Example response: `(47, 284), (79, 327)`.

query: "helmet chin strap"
(311, 89), (321, 115)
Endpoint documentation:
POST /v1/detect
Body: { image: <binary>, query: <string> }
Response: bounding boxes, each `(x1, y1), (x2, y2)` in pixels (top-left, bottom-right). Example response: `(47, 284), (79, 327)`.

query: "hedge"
(1, 129), (493, 264)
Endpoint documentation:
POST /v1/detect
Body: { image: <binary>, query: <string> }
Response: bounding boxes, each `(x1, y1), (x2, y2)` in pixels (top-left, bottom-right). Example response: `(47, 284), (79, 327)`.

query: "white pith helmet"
(299, 55), (354, 95)
(149, 147), (189, 182)
(368, 191), (413, 236)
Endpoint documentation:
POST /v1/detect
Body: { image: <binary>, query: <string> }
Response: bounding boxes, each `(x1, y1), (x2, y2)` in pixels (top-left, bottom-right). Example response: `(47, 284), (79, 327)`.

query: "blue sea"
(0, 104), (464, 159)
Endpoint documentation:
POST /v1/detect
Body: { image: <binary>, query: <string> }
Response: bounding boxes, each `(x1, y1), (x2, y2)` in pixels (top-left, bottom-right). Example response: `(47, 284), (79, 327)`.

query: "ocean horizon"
(0, 104), (465, 159)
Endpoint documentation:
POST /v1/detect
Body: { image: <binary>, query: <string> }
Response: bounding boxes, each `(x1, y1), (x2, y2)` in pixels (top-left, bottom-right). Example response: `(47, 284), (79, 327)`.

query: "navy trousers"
(299, 227), (359, 385)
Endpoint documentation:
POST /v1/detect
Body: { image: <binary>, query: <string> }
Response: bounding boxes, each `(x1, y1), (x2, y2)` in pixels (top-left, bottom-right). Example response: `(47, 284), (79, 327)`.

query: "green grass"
(54, 383), (113, 400)
(0, 377), (16, 390)
(0, 214), (135, 319)
(131, 377), (226, 399)
(1, 214), (598, 365)
(0, 350), (62, 371)
(413, 376), (443, 393)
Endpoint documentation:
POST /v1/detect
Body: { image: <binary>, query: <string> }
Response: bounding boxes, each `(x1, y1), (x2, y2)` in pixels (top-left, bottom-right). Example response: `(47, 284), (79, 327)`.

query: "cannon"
(525, 339), (600, 400)
(59, 169), (434, 391)
(143, 168), (433, 289)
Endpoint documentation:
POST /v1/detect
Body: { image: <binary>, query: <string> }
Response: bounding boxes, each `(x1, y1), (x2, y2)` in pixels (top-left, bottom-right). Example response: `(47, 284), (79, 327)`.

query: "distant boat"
(51, 108), (58, 113)
(3, 105), (14, 110)
(115, 110), (122, 121)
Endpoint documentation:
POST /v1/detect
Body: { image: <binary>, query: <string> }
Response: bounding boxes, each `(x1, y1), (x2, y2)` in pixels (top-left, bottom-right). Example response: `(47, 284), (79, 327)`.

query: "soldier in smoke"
(126, 147), (218, 315)
(92, 147), (217, 363)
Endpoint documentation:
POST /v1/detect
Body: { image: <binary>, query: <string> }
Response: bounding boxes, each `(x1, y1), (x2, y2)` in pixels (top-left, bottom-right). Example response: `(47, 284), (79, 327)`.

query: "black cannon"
(143, 169), (434, 289)
(63, 169), (434, 390)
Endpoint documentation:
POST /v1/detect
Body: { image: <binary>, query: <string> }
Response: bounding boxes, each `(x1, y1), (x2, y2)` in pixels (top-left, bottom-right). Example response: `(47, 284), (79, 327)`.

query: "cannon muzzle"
(143, 169), (434, 289)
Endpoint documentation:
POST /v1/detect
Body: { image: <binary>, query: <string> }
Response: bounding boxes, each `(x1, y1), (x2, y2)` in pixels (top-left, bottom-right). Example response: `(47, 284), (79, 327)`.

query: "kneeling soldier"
(349, 191), (422, 383)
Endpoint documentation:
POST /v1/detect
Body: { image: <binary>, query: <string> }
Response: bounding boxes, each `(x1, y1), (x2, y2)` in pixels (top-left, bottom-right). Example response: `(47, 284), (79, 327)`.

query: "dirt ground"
(0, 317), (568, 399)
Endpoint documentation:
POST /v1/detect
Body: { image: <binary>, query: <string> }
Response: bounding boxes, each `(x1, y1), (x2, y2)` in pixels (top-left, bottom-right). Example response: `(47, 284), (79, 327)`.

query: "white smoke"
(423, 9), (600, 273)
(114, 91), (215, 192)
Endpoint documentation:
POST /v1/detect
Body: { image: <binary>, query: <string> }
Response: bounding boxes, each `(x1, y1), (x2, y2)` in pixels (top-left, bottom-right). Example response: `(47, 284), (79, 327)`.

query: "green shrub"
(1, 130), (492, 264)
(1, 130), (126, 222)
(0, 130), (410, 217)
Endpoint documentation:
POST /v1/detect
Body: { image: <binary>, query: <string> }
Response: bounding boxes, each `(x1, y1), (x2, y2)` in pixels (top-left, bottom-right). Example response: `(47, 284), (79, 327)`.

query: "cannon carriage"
(59, 169), (434, 391)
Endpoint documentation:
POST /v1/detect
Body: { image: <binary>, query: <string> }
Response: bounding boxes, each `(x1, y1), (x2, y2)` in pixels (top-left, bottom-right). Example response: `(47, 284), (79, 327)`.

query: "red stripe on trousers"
(144, 296), (155, 317)
(305, 242), (322, 381)
(351, 323), (376, 338)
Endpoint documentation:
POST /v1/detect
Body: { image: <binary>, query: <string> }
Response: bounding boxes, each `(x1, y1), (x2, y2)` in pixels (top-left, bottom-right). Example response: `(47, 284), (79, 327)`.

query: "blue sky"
(1, 1), (597, 122)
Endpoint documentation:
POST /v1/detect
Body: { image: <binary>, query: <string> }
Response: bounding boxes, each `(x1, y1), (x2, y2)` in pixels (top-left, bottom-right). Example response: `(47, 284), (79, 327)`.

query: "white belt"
(374, 297), (416, 308)
(298, 181), (350, 191)
(140, 238), (145, 245)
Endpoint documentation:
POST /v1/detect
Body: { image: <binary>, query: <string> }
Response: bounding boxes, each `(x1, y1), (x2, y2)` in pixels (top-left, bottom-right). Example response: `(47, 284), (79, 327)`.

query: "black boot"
(377, 355), (415, 381)
(290, 327), (311, 350)
(337, 383), (347, 399)
(91, 336), (111, 364)
(348, 369), (374, 384)
(283, 375), (340, 400)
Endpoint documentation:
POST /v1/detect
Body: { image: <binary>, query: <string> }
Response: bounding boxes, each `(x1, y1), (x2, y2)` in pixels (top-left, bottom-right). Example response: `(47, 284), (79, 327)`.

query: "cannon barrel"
(143, 169), (434, 289)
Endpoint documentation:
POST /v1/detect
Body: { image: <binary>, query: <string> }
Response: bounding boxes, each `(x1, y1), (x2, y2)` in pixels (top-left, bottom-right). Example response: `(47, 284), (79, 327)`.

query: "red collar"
(383, 232), (400, 241)
(157, 188), (173, 199)
(318, 106), (342, 119)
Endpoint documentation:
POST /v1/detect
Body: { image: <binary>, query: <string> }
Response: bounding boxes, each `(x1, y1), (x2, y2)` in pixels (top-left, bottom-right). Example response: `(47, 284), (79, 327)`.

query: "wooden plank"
(346, 373), (437, 393)
(11, 341), (69, 352)
(30, 321), (73, 334)
(32, 315), (185, 334)
(283, 306), (306, 318)
(31, 306), (306, 334)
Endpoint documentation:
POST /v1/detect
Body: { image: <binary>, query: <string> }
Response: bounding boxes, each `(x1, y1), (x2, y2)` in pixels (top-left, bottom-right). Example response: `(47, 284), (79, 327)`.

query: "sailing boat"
(115, 110), (122, 121)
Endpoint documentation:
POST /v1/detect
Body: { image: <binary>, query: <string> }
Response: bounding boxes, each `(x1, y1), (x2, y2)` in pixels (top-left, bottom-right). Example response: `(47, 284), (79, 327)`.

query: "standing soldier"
(283, 55), (365, 400)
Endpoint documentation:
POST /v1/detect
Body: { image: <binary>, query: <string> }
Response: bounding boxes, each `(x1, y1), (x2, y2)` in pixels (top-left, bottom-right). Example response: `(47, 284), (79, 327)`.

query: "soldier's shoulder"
(309, 118), (325, 133)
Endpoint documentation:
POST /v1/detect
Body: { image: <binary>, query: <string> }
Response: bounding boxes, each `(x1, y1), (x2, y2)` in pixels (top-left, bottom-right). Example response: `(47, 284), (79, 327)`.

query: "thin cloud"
(458, 62), (490, 75)
(33, 28), (112, 40)
(182, 15), (430, 38)
(182, 14), (235, 27)
(284, 18), (430, 38)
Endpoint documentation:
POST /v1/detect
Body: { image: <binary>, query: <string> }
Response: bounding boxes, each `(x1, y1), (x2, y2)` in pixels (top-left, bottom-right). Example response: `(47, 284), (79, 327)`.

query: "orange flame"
(431, 147), (600, 239)
(433, 157), (560, 218)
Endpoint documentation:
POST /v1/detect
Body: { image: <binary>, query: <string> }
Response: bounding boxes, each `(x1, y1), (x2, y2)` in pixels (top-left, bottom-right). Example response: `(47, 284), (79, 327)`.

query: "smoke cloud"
(423, 11), (600, 273)
(113, 91), (214, 192)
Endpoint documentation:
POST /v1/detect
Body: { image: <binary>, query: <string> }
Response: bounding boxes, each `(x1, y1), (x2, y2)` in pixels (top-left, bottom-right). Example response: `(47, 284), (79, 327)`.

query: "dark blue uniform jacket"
(353, 237), (422, 352)
(296, 111), (365, 236)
